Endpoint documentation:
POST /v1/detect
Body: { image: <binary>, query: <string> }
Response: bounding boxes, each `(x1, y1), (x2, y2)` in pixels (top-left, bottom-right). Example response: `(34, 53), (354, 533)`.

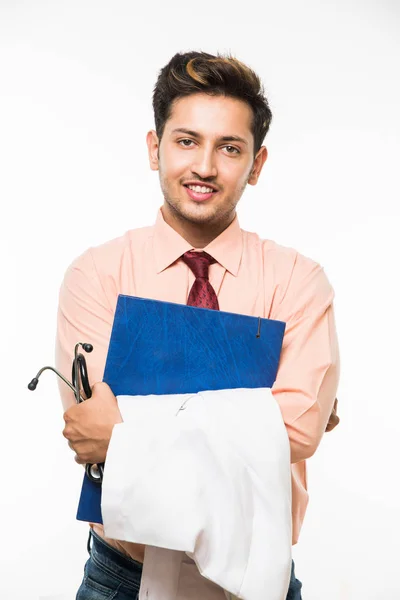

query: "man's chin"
(169, 200), (219, 224)
(180, 207), (221, 226)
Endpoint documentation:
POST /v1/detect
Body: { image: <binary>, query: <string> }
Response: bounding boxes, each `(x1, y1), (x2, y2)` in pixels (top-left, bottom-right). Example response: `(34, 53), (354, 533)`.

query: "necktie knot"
(182, 251), (219, 310)
(182, 251), (216, 280)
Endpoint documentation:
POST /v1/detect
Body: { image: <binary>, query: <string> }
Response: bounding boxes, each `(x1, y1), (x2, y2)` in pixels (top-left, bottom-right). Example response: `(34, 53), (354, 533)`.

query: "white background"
(1, 1), (399, 598)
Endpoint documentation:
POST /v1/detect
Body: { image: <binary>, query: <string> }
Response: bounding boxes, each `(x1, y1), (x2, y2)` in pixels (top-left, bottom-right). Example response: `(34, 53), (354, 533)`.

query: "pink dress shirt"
(55, 207), (340, 562)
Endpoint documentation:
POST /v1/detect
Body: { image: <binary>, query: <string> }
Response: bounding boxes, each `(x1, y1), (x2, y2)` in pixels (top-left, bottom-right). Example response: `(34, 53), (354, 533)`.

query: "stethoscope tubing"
(28, 342), (104, 485)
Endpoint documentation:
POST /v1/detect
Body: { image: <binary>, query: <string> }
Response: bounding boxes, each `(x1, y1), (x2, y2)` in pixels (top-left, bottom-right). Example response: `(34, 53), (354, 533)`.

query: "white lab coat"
(101, 387), (292, 600)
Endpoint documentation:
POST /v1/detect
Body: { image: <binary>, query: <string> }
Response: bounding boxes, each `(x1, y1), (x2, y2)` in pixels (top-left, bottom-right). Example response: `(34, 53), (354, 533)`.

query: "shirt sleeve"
(271, 256), (340, 464)
(54, 249), (114, 412)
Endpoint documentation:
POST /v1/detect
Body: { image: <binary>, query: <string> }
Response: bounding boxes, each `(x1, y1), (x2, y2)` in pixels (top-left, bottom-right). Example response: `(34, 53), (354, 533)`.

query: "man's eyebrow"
(171, 128), (248, 146)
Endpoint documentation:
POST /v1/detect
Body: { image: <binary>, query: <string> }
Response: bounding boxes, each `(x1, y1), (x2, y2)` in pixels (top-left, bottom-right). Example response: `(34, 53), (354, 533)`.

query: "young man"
(57, 51), (340, 599)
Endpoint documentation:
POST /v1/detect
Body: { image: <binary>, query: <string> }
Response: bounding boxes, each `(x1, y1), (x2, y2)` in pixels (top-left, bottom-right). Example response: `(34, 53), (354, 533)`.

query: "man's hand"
(63, 381), (123, 465)
(325, 397), (340, 432)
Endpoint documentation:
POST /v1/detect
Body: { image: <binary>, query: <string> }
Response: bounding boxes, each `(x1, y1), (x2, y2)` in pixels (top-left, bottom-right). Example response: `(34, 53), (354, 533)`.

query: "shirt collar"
(153, 207), (243, 276)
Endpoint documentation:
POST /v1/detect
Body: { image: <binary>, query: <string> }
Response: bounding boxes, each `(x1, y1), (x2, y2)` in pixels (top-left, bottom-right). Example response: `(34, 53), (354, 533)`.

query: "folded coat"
(101, 387), (293, 600)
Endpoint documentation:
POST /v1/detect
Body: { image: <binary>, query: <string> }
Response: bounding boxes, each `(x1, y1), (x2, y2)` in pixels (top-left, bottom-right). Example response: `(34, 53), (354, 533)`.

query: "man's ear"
(146, 130), (160, 171)
(248, 146), (268, 185)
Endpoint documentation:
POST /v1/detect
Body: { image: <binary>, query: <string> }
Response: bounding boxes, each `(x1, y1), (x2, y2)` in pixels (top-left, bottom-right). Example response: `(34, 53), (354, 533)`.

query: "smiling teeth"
(188, 185), (214, 193)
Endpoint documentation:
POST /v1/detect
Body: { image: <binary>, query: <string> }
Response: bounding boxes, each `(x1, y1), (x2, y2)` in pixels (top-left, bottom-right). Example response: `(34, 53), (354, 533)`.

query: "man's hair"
(152, 51), (272, 157)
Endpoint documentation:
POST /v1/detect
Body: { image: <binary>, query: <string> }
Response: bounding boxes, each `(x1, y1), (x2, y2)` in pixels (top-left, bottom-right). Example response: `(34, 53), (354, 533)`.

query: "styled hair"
(152, 51), (272, 157)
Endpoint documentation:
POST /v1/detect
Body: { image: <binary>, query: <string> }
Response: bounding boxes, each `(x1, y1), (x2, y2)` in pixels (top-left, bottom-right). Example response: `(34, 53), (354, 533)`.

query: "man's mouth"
(183, 184), (218, 202)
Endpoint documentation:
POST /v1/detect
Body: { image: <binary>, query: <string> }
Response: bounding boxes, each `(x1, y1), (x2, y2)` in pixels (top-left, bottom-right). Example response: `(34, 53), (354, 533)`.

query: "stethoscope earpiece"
(82, 343), (93, 353)
(28, 377), (39, 391)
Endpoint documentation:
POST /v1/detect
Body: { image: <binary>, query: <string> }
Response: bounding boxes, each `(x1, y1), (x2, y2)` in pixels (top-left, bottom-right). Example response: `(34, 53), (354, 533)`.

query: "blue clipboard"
(76, 295), (286, 524)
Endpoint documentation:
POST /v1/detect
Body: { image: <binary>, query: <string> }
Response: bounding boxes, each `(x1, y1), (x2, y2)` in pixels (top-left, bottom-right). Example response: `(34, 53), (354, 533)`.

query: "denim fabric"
(76, 528), (303, 599)
(287, 559), (303, 600)
(76, 529), (141, 599)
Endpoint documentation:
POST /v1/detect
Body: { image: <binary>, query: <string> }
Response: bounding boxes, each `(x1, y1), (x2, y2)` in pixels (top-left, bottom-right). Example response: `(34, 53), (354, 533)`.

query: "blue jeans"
(76, 528), (303, 599)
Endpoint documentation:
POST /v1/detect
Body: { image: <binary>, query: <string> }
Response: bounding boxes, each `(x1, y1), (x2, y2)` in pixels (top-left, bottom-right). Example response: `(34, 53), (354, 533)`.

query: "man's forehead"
(165, 94), (253, 138)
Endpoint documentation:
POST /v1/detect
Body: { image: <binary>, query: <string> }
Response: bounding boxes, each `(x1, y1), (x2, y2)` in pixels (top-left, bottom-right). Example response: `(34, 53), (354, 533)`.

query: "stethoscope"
(28, 342), (104, 485)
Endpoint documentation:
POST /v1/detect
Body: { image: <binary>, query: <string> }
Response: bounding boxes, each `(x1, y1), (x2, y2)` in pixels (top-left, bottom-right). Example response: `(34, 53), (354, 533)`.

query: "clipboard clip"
(256, 317), (261, 338)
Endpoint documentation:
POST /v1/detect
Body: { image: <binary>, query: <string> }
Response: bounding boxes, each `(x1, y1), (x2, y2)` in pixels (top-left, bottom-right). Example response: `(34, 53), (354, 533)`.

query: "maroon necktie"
(182, 251), (220, 310)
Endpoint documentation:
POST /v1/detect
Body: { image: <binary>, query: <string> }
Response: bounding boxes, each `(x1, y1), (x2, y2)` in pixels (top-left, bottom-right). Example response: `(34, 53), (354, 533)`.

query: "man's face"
(147, 93), (267, 232)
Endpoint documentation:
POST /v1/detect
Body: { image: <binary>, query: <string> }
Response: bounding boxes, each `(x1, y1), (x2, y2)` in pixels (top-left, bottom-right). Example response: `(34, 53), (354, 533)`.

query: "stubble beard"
(159, 173), (248, 229)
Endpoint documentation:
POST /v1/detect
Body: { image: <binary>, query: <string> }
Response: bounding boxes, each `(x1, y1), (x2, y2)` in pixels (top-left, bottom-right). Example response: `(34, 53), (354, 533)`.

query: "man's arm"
(271, 258), (340, 464)
(55, 248), (114, 411)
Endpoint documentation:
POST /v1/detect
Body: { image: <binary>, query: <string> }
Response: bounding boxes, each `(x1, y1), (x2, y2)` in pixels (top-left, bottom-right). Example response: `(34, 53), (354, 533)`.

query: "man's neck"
(161, 204), (236, 249)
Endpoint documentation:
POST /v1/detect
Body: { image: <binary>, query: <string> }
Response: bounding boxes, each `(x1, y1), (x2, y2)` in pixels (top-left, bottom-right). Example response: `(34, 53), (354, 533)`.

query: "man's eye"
(178, 139), (195, 147)
(224, 146), (240, 154)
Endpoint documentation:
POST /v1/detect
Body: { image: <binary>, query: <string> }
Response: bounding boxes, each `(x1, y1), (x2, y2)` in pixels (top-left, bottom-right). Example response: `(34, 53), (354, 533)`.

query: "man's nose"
(191, 148), (218, 179)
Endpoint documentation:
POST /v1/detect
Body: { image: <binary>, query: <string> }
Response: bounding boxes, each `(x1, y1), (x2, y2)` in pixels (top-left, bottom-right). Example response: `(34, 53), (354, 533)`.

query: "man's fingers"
(325, 398), (340, 432)
(325, 416), (340, 432)
(65, 437), (85, 464)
